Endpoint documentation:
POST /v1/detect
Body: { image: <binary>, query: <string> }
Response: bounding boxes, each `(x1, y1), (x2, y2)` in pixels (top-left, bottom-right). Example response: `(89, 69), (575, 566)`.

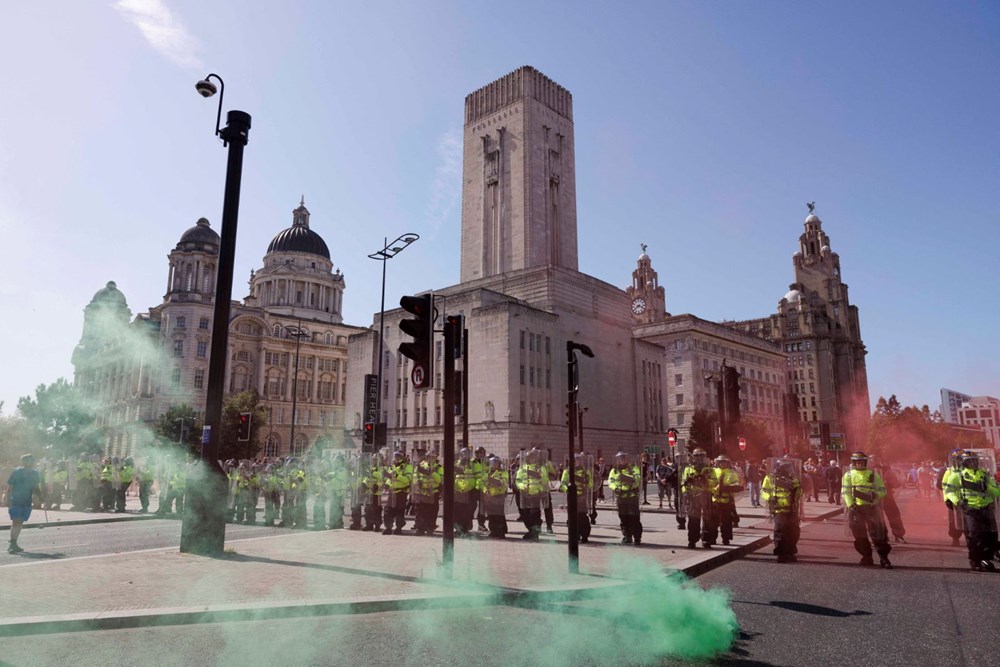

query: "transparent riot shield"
(381, 449), (405, 509)
(454, 448), (478, 504)
(368, 449), (387, 508)
(965, 449), (999, 528)
(516, 448), (551, 510)
(482, 457), (509, 516)
(673, 449), (689, 519)
(609, 453), (642, 516)
(681, 449), (714, 521)
(568, 453), (595, 514)
(349, 452), (370, 508)
(761, 457), (803, 522)
(410, 454), (439, 506)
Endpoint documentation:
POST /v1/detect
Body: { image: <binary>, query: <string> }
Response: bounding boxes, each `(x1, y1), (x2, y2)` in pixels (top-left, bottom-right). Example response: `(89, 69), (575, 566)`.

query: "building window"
(402, 409), (408, 427)
(520, 401), (526, 421)
(171, 368), (181, 387)
(529, 368), (535, 387)
(675, 374), (683, 386)
(197, 341), (207, 358)
(676, 412), (685, 425)
(194, 368), (204, 389)
(173, 340), (183, 357)
(545, 337), (551, 355)
(520, 365), (525, 385)
(675, 393), (684, 406)
(199, 317), (209, 330)
(176, 316), (186, 329)
(545, 369), (551, 389)
(236, 350), (249, 362)
(529, 335), (535, 352)
(520, 331), (525, 350)
(273, 324), (282, 337)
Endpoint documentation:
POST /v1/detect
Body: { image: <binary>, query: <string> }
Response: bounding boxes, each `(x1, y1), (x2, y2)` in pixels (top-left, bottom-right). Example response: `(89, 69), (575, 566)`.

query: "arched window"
(273, 324), (282, 337)
(264, 433), (280, 458)
(325, 332), (333, 345)
(292, 433), (308, 456)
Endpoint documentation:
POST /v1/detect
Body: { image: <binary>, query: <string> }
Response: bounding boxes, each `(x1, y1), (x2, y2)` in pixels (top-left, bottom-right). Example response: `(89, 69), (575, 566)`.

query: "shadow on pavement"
(7, 551), (67, 560)
(732, 599), (871, 618)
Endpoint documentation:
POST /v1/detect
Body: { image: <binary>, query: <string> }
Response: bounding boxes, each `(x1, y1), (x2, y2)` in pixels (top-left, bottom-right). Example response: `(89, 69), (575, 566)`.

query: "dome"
(783, 289), (802, 303)
(805, 214), (821, 224)
(267, 225), (330, 259)
(177, 218), (220, 248)
(821, 245), (831, 253)
(90, 281), (127, 307)
(266, 199), (331, 260)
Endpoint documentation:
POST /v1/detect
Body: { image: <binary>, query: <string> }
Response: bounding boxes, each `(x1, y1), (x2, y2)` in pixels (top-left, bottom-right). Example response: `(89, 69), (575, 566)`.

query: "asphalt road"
(2, 492), (997, 667)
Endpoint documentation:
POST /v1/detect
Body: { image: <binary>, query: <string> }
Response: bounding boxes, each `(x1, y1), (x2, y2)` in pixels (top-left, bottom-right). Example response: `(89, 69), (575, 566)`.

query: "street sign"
(667, 429), (678, 447)
(829, 433), (846, 451)
(738, 436), (746, 451)
(363, 374), (378, 425)
(201, 426), (211, 445)
(645, 445), (660, 455)
(411, 364), (427, 388)
(809, 435), (822, 449)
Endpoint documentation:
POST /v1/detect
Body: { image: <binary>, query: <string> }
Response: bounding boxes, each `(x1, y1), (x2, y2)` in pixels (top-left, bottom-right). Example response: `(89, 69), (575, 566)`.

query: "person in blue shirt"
(7, 454), (42, 553)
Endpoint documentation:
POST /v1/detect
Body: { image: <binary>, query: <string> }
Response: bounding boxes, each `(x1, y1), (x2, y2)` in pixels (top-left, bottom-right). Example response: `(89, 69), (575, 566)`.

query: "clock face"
(631, 297), (647, 315)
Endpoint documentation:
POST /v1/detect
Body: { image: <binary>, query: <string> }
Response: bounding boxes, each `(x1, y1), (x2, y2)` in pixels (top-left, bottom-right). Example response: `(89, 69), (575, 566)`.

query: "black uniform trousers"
(963, 507), (999, 562)
(383, 491), (407, 530)
(705, 501), (734, 544)
(617, 497), (643, 542)
(772, 511), (800, 556)
(848, 505), (891, 558)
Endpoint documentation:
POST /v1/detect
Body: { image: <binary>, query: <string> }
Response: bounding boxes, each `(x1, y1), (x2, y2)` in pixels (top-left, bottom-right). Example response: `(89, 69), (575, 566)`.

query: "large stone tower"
(460, 66), (579, 282)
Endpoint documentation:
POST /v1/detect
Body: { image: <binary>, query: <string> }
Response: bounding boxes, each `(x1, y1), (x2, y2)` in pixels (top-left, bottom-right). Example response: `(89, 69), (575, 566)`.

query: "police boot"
(879, 555), (892, 569)
(860, 555), (874, 566)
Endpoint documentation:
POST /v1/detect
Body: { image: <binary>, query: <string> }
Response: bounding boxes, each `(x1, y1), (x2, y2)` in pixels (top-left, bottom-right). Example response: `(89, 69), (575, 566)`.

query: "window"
(171, 368), (181, 387)
(176, 316), (186, 329)
(545, 369), (551, 389)
(199, 317), (209, 330)
(194, 368), (204, 389)
(675, 393), (684, 406)
(520, 365), (525, 385)
(236, 350), (249, 362)
(436, 340), (443, 360)
(529, 368), (535, 387)
(675, 374), (683, 386)
(173, 340), (183, 357)
(325, 332), (333, 345)
(402, 409), (408, 427)
(273, 324), (282, 337)
(520, 331), (525, 350)
(545, 337), (551, 355)
(809, 383), (815, 393)
(197, 341), (207, 358)
(520, 401), (526, 421)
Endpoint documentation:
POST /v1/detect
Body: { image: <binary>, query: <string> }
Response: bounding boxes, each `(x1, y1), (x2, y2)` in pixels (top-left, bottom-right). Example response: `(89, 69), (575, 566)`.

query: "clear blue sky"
(1, 1), (997, 415)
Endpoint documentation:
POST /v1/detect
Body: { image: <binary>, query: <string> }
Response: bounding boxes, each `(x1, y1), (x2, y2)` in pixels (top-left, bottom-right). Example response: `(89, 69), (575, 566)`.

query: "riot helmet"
(614, 451), (629, 468)
(850, 451), (868, 470)
(691, 448), (708, 466)
(488, 456), (502, 471)
(525, 448), (541, 465)
(458, 447), (471, 462)
(961, 451), (980, 470)
(715, 455), (731, 469)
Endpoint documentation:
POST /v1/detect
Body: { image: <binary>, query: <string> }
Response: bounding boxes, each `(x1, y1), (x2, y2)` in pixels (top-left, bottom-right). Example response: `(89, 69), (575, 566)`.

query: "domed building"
(74, 200), (367, 457)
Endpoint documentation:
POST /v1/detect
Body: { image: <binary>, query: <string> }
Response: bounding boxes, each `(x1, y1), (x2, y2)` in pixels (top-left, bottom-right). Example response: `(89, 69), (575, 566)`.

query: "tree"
(737, 418), (777, 462)
(219, 390), (268, 462)
(16, 379), (105, 458)
(867, 395), (989, 463)
(151, 404), (204, 454)
(688, 409), (717, 453)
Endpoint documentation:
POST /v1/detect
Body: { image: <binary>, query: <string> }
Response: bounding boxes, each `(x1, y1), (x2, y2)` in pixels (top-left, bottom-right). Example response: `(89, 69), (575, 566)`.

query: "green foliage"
(736, 418), (776, 461)
(867, 394), (989, 463)
(15, 379), (105, 458)
(687, 409), (716, 451)
(219, 390), (268, 461)
(151, 404), (204, 454)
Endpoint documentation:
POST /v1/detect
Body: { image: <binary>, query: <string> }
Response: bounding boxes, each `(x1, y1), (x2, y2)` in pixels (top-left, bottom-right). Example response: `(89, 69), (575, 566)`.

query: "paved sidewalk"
(0, 505), (771, 636)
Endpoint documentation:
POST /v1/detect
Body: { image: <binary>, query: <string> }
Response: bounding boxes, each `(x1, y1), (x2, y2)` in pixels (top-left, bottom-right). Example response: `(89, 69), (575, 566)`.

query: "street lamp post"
(566, 340), (595, 573)
(285, 322), (308, 456)
(367, 234), (419, 434)
(180, 73), (251, 556)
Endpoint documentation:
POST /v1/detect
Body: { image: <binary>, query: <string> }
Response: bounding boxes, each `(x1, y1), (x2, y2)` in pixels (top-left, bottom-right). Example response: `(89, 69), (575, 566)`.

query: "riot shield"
(410, 454), (439, 506)
(482, 457), (509, 516)
(673, 450), (689, 519)
(965, 449), (999, 527)
(609, 453), (642, 515)
(516, 448), (551, 510)
(367, 450), (387, 507)
(454, 448), (478, 504)
(680, 450), (713, 520)
(763, 457), (803, 521)
(381, 449), (405, 509)
(568, 453), (595, 514)
(349, 452), (370, 507)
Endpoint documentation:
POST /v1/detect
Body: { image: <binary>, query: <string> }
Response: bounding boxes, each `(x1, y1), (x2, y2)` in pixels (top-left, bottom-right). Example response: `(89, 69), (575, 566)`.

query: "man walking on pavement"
(825, 459), (842, 505)
(7, 454), (42, 554)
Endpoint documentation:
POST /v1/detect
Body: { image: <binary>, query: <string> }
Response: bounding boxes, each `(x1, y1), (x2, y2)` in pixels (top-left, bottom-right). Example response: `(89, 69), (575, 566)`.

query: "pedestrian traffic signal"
(237, 412), (252, 441)
(399, 294), (434, 389)
(364, 421), (375, 445)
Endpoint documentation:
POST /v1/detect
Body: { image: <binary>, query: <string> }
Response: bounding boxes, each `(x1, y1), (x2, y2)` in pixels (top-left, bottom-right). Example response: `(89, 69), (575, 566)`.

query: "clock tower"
(625, 244), (666, 324)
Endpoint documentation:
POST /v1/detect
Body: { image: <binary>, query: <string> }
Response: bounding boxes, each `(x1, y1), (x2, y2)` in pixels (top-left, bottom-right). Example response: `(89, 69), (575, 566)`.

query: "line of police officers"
(2, 456), (156, 514)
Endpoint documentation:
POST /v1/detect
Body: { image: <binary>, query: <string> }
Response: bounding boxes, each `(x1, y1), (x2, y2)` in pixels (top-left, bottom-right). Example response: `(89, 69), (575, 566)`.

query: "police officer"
(137, 459), (155, 513)
(382, 451), (412, 535)
(709, 455), (741, 546)
(761, 459), (803, 562)
(940, 449), (966, 547)
(944, 450), (1000, 571)
(411, 451), (441, 536)
(472, 446), (489, 532)
(681, 448), (715, 548)
(561, 452), (594, 543)
(454, 448), (478, 536)
(483, 456), (509, 538)
(515, 448), (549, 540)
(842, 451), (892, 568)
(116, 457), (135, 513)
(608, 452), (643, 545)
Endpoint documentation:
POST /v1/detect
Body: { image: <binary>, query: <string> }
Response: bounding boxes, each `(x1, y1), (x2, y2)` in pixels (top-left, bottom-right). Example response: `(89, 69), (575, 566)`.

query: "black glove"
(945, 500), (954, 509)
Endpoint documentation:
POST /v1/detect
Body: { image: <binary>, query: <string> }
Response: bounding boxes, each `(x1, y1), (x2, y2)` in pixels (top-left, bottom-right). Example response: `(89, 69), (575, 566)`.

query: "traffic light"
(364, 421), (375, 445)
(723, 366), (741, 424)
(237, 412), (252, 441)
(399, 294), (434, 389)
